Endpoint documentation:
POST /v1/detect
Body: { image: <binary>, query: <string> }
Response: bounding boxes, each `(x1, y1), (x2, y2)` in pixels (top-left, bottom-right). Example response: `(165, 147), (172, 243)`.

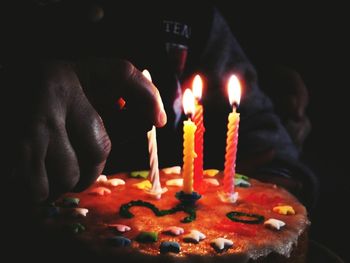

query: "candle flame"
(183, 88), (196, 117)
(142, 69), (152, 82)
(228, 75), (241, 107)
(192, 74), (203, 100)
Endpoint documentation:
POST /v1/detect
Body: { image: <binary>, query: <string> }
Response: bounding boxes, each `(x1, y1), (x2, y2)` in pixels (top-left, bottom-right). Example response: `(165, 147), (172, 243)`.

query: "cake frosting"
(41, 168), (310, 263)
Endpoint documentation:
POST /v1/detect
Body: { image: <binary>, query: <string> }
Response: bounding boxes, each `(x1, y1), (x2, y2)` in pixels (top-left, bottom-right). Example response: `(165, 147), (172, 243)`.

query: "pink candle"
(192, 75), (205, 192)
(222, 75), (241, 202)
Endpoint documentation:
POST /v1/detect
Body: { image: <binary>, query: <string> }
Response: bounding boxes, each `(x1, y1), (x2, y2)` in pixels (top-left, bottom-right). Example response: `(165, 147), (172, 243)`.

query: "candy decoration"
(69, 223), (85, 234)
(107, 236), (131, 247)
(136, 231), (158, 243)
(163, 226), (184, 236)
(105, 178), (125, 187)
(203, 178), (219, 186)
(96, 174), (108, 183)
(226, 211), (264, 224)
(183, 230), (206, 243)
(166, 178), (183, 187)
(203, 169), (219, 177)
(235, 178), (251, 187)
(62, 197), (80, 207)
(211, 238), (234, 253)
(162, 166), (181, 174)
(130, 170), (149, 179)
(273, 205), (295, 215)
(107, 224), (131, 233)
(71, 208), (89, 217)
(160, 241), (181, 254)
(89, 187), (111, 196)
(133, 180), (152, 190)
(264, 218), (286, 230)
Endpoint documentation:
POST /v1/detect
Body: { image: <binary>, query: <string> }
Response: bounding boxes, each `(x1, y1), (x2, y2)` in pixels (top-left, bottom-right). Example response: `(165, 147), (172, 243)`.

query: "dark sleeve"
(188, 7), (318, 211)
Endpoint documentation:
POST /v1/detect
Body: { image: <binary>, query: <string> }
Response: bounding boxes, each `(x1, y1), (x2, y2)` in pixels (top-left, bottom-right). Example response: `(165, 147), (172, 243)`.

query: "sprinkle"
(235, 173), (249, 180)
(136, 231), (158, 243)
(163, 226), (184, 236)
(166, 178), (183, 187)
(71, 208), (89, 217)
(160, 241), (181, 254)
(62, 197), (80, 207)
(107, 236), (131, 247)
(203, 178), (219, 186)
(107, 224), (131, 233)
(211, 238), (233, 252)
(130, 170), (149, 179)
(218, 191), (239, 203)
(162, 166), (181, 174)
(105, 178), (125, 187)
(235, 178), (251, 187)
(264, 218), (286, 230)
(133, 180), (152, 190)
(183, 230), (206, 243)
(89, 187), (111, 196)
(273, 205), (295, 215)
(69, 223), (85, 234)
(203, 169), (219, 177)
(96, 174), (108, 183)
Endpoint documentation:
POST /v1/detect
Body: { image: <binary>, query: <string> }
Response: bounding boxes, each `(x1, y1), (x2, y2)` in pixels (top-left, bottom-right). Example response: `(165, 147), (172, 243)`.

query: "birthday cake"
(40, 168), (310, 263)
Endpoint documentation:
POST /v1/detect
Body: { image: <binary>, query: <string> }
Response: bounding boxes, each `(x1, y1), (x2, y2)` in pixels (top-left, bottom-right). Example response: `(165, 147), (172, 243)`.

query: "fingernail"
(158, 110), (167, 127)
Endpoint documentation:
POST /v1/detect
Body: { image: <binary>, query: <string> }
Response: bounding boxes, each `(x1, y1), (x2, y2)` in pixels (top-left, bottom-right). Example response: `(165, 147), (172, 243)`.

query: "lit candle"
(221, 75), (241, 203)
(192, 75), (205, 192)
(182, 89), (197, 194)
(143, 70), (167, 199)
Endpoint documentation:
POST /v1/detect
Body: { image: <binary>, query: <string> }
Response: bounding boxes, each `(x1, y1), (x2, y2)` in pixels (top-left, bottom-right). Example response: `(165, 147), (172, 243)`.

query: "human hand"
(7, 59), (166, 203)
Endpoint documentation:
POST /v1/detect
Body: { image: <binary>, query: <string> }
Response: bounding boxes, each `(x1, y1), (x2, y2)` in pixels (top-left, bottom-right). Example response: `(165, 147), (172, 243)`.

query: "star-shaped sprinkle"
(273, 205), (295, 215)
(203, 169), (219, 177)
(235, 178), (251, 187)
(89, 187), (111, 196)
(163, 226), (184, 236)
(160, 241), (181, 254)
(136, 231), (158, 243)
(183, 230), (206, 243)
(62, 197), (80, 207)
(107, 236), (131, 247)
(166, 178), (183, 187)
(130, 170), (149, 179)
(69, 223), (85, 234)
(211, 238), (233, 252)
(235, 173), (249, 180)
(264, 218), (286, 230)
(96, 174), (107, 183)
(162, 166), (181, 174)
(105, 178), (125, 187)
(107, 224), (131, 233)
(218, 191), (239, 203)
(71, 208), (89, 217)
(133, 180), (152, 190)
(203, 178), (219, 186)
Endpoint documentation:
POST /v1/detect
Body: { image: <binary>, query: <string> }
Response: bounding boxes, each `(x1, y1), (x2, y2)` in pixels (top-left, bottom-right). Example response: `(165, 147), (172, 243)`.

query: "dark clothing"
(0, 1), (318, 210)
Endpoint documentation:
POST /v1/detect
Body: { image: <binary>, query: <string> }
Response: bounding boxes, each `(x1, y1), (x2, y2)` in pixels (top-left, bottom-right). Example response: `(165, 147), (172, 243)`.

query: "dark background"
(215, 1), (349, 262)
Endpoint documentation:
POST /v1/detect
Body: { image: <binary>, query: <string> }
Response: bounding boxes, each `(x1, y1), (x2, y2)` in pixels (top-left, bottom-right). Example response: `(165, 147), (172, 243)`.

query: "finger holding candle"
(143, 70), (167, 199)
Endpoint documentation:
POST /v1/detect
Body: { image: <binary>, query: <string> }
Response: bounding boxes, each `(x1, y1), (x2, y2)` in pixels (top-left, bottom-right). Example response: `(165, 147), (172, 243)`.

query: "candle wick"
(232, 102), (239, 111)
(186, 113), (192, 120)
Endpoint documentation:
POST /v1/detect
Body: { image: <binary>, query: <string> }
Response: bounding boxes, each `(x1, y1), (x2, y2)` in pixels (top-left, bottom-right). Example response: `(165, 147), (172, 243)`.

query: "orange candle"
(192, 75), (205, 192)
(182, 89), (197, 194)
(222, 75), (241, 202)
